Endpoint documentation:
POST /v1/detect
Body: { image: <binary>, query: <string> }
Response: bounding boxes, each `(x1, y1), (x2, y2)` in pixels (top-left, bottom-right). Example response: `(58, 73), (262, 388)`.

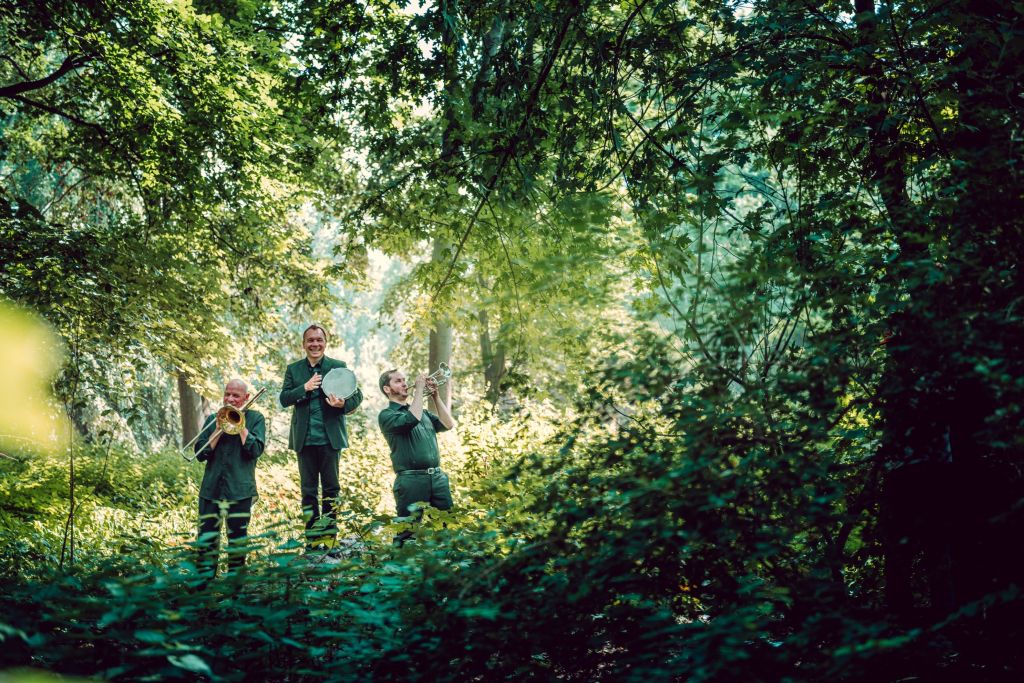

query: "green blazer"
(279, 355), (363, 452)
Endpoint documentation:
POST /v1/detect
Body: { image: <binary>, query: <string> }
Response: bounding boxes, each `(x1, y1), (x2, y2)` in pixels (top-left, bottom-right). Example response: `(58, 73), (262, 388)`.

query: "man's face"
(224, 382), (249, 408)
(385, 372), (409, 401)
(303, 328), (327, 362)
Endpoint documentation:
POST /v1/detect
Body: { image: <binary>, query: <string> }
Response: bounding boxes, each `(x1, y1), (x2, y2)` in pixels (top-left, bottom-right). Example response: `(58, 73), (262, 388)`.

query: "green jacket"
(195, 409), (265, 500)
(280, 355), (363, 452)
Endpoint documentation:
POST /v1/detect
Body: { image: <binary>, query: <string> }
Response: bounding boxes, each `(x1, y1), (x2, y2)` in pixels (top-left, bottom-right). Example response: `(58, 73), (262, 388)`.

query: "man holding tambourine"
(279, 324), (363, 555)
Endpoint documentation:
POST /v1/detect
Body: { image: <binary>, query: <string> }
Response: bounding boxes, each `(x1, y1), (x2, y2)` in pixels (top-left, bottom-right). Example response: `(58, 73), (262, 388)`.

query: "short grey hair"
(302, 324), (329, 341)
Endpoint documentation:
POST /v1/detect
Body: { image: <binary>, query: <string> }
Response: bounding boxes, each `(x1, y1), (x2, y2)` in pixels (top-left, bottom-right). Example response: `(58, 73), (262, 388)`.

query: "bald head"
(226, 378), (248, 393)
(223, 379), (250, 408)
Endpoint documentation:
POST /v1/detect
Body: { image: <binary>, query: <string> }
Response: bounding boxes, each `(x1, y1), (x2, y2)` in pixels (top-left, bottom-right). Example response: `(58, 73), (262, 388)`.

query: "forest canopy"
(1, 1), (1022, 681)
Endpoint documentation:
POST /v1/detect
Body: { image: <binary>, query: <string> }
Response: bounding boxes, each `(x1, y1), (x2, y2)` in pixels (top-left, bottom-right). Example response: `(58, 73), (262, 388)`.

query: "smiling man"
(194, 379), (265, 576)
(280, 324), (363, 554)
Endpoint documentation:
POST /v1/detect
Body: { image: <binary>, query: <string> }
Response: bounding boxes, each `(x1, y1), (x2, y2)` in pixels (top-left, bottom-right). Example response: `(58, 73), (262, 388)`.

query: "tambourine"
(320, 367), (358, 400)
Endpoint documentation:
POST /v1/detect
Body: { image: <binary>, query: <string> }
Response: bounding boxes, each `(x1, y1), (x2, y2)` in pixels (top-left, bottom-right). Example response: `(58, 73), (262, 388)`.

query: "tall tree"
(1, 0), (332, 443)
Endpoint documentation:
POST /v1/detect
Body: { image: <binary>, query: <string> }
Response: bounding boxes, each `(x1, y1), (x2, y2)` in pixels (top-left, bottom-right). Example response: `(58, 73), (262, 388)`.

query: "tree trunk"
(861, 0), (1024, 618)
(478, 307), (507, 405)
(177, 373), (206, 447)
(943, 0), (1024, 608)
(429, 307), (454, 406)
(427, 0), (460, 407)
(853, 0), (954, 617)
(440, 0), (463, 162)
(470, 4), (506, 116)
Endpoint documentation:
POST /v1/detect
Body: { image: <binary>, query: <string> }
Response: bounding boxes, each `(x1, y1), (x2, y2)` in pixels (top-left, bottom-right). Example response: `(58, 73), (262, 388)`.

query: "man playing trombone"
(194, 379), (266, 576)
(378, 367), (455, 541)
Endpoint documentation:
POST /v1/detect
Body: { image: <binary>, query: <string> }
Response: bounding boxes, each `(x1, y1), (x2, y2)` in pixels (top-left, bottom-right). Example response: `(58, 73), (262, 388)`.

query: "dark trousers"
(298, 444), (341, 545)
(393, 470), (453, 518)
(197, 497), (252, 575)
(392, 470), (452, 545)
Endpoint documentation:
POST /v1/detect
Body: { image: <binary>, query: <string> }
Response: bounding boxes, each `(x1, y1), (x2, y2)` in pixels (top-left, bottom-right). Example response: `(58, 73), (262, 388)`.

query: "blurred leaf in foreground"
(0, 298), (68, 456)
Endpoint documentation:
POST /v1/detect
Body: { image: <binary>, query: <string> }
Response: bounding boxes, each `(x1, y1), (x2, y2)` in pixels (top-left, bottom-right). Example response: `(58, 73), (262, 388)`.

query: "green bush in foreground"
(2, 381), (1021, 682)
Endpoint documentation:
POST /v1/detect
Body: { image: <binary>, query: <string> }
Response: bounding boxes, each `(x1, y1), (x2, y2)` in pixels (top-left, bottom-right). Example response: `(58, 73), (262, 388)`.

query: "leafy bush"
(4, 387), (1020, 681)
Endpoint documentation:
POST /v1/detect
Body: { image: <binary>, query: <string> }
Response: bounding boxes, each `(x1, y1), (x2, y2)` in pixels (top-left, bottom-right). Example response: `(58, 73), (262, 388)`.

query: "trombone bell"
(216, 405), (245, 435)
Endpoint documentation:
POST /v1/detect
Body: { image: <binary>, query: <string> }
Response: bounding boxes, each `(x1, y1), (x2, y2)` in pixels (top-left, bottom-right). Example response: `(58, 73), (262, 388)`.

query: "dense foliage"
(1, 0), (333, 443)
(2, 0), (1022, 681)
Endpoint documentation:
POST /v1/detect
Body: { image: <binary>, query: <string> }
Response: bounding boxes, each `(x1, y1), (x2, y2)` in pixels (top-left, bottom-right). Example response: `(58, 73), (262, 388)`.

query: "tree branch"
(7, 94), (108, 136)
(0, 55), (30, 81)
(432, 0), (585, 297)
(0, 55), (90, 99)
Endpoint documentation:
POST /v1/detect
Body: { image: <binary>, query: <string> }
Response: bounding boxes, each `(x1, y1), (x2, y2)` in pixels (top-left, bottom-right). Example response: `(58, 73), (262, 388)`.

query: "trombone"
(181, 387), (266, 462)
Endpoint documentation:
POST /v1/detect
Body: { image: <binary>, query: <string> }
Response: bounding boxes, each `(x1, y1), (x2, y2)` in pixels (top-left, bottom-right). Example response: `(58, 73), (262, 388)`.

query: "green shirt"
(305, 360), (328, 447)
(194, 409), (266, 500)
(378, 401), (450, 472)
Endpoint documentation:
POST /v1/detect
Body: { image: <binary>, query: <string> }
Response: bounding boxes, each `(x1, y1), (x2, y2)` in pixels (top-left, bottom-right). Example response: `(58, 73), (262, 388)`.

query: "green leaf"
(167, 654), (212, 676)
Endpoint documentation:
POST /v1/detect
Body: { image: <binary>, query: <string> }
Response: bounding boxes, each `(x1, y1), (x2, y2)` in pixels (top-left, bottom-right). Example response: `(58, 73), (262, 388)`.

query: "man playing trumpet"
(378, 367), (455, 540)
(194, 379), (266, 576)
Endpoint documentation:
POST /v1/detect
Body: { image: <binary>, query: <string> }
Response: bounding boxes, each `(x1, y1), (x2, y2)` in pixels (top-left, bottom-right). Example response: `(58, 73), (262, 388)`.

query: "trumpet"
(182, 387), (266, 462)
(424, 363), (451, 392)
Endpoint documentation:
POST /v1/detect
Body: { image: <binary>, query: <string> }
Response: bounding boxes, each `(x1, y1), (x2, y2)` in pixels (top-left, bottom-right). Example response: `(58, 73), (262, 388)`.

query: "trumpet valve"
(427, 362), (452, 387)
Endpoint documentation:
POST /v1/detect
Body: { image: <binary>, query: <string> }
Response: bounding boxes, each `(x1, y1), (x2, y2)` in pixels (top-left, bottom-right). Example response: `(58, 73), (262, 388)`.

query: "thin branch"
(486, 201), (528, 368)
(0, 55), (30, 81)
(621, 106), (697, 179)
(8, 94), (108, 136)
(344, 148), (491, 224)
(798, 1), (855, 48)
(42, 172), (92, 215)
(433, 0), (585, 297)
(649, 244), (749, 389)
(885, 0), (951, 159)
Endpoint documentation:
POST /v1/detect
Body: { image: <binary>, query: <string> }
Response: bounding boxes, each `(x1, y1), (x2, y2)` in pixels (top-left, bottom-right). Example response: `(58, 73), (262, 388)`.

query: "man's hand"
(304, 373), (322, 392)
(409, 374), (428, 420)
(240, 427), (249, 445)
(433, 377), (455, 430)
(425, 377), (439, 397)
(326, 393), (346, 409)
(207, 430), (223, 453)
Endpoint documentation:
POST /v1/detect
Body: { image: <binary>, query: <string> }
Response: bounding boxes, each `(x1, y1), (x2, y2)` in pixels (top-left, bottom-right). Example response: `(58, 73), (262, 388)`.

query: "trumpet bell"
(428, 362), (452, 387)
(216, 405), (245, 435)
